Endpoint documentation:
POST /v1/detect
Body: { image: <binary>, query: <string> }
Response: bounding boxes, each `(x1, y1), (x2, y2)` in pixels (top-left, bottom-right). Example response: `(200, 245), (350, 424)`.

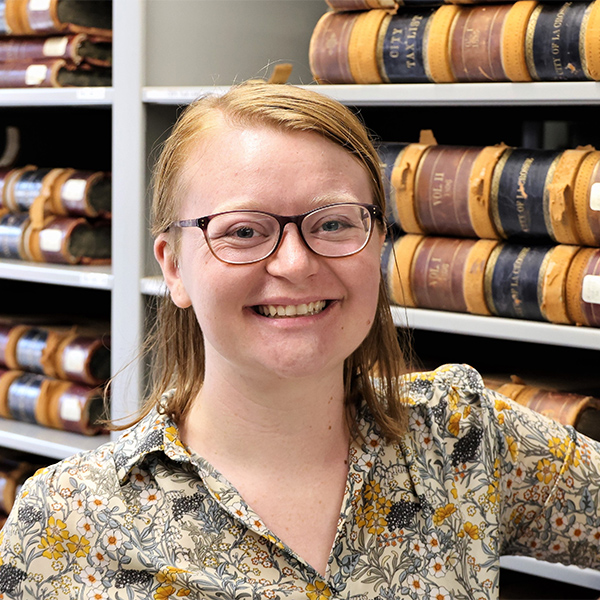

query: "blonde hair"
(133, 82), (411, 441)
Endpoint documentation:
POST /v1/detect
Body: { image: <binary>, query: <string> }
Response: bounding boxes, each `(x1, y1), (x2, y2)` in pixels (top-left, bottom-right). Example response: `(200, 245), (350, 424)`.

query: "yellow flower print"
(536, 459), (557, 485)
(157, 566), (190, 584)
(447, 390), (460, 411)
(154, 586), (191, 599)
(448, 413), (461, 437)
(165, 426), (187, 451)
(506, 436), (518, 461)
(39, 535), (66, 560)
(306, 580), (332, 600)
(495, 398), (512, 413)
(46, 517), (69, 541)
(548, 437), (568, 460)
(433, 504), (456, 526)
(66, 534), (90, 558)
(458, 522), (480, 540)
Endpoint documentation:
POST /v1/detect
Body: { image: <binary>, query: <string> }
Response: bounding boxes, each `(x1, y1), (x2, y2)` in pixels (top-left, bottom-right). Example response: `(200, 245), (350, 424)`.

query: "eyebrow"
(214, 192), (362, 214)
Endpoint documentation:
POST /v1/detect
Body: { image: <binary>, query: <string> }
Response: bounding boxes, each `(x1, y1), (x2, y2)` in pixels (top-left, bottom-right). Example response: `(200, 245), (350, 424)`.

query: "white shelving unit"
(1, 0), (598, 591)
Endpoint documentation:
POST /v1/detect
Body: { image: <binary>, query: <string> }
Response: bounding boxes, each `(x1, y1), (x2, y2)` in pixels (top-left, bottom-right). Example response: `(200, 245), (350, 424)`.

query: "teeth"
(257, 300), (327, 318)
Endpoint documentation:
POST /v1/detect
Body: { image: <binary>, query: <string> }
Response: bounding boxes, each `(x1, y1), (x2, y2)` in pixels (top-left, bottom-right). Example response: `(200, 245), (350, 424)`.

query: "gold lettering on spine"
(510, 247), (530, 317)
(550, 3), (571, 77)
(515, 157), (534, 232)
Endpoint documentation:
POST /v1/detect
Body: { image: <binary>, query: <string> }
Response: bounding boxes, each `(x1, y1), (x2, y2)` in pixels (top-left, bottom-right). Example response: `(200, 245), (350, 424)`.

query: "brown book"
(0, 58), (111, 87)
(0, 34), (111, 67)
(0, 0), (112, 37)
(485, 376), (600, 441)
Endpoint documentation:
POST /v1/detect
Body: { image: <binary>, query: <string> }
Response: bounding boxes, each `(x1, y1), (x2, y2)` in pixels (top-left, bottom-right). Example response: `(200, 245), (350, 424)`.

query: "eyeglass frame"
(168, 202), (386, 265)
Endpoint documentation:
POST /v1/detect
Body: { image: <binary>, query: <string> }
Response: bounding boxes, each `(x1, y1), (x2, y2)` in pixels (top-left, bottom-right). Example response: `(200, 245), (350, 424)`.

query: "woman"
(1, 82), (599, 600)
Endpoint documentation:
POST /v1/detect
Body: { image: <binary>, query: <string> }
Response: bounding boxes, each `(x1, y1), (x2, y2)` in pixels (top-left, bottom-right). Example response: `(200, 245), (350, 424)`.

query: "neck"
(179, 365), (350, 473)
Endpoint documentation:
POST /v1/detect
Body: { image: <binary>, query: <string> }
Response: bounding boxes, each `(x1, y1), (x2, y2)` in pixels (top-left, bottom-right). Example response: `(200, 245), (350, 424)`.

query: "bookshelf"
(0, 0), (598, 591)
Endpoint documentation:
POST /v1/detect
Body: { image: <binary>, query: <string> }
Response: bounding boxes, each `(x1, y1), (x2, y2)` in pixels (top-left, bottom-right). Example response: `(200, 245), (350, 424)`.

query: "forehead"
(178, 124), (372, 216)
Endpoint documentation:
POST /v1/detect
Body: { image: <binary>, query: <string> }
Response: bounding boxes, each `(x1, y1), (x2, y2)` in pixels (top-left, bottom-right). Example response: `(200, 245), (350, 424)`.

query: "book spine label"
(411, 236), (475, 312)
(0, 212), (29, 259)
(485, 242), (552, 320)
(15, 327), (47, 374)
(379, 9), (433, 82)
(526, 1), (590, 81)
(414, 144), (481, 237)
(491, 148), (562, 240)
(450, 4), (512, 82)
(7, 372), (43, 424)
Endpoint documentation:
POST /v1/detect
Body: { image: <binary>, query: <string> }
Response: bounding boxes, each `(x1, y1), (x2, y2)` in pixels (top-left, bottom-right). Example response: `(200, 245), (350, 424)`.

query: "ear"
(154, 234), (192, 308)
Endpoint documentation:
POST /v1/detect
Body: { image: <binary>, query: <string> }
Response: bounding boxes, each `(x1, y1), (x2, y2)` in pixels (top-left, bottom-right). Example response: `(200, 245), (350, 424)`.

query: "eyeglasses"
(169, 202), (384, 265)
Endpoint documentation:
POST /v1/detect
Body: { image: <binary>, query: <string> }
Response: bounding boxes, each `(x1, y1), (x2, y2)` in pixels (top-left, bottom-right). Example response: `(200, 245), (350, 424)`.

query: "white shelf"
(143, 82), (600, 107)
(501, 556), (600, 591)
(0, 260), (113, 290)
(141, 276), (600, 350)
(0, 87), (113, 107)
(392, 306), (600, 350)
(140, 275), (167, 296)
(0, 419), (109, 461)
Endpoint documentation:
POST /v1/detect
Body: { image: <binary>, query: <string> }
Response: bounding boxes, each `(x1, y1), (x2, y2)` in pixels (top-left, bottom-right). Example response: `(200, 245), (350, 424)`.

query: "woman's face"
(155, 124), (384, 385)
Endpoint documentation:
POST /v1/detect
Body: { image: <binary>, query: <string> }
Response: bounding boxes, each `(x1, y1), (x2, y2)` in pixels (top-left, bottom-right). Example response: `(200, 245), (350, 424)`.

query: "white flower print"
(429, 555), (446, 578)
(102, 528), (124, 552)
(79, 566), (102, 588)
(76, 515), (95, 539)
(430, 586), (451, 600)
(139, 487), (162, 506)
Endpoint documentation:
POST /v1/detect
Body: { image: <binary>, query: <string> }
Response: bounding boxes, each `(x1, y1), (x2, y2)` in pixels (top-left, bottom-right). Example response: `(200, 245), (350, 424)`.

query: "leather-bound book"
(54, 332), (110, 386)
(26, 215), (111, 265)
(387, 234), (498, 314)
(50, 169), (111, 218)
(449, 2), (536, 82)
(0, 34), (111, 67)
(377, 142), (408, 228)
(46, 380), (107, 435)
(573, 150), (600, 246)
(0, 211), (31, 259)
(0, 58), (111, 87)
(484, 242), (579, 323)
(399, 143), (506, 238)
(490, 147), (588, 244)
(0, 0), (112, 37)
(565, 246), (600, 327)
(486, 377), (600, 441)
(525, 1), (595, 81)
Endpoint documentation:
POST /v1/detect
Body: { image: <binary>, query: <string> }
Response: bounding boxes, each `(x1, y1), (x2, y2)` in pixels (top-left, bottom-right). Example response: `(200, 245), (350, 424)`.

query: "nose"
(265, 223), (320, 280)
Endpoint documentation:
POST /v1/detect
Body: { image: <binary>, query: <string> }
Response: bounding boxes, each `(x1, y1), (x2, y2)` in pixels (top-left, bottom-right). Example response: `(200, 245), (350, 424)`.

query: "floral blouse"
(1, 363), (600, 600)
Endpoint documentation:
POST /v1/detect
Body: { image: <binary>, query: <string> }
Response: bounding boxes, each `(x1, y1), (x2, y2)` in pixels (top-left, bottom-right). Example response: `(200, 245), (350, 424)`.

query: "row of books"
(0, 0), (112, 87)
(383, 233), (600, 327)
(0, 317), (109, 435)
(327, 0), (570, 8)
(310, 0), (600, 83)
(378, 136), (600, 247)
(0, 165), (111, 264)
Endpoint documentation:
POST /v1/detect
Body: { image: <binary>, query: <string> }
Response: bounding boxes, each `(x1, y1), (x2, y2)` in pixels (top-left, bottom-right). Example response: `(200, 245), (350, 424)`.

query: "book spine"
(526, 1), (592, 81)
(449, 4), (513, 82)
(566, 246), (600, 326)
(0, 211), (30, 259)
(484, 242), (554, 320)
(309, 11), (360, 84)
(573, 150), (600, 246)
(378, 142), (409, 227)
(414, 145), (483, 237)
(379, 8), (435, 82)
(490, 147), (563, 240)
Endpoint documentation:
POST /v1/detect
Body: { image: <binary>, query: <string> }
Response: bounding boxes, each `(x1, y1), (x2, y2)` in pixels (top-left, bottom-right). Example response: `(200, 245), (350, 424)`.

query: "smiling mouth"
(254, 300), (329, 318)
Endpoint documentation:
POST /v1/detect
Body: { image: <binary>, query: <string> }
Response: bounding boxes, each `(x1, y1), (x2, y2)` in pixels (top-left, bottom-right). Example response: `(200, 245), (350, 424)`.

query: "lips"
(254, 300), (328, 318)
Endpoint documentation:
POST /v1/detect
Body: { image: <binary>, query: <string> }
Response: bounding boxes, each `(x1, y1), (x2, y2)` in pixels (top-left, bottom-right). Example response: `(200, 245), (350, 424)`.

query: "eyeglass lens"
(206, 204), (372, 264)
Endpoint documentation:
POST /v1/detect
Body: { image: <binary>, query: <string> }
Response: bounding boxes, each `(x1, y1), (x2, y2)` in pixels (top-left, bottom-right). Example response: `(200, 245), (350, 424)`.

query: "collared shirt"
(1, 363), (600, 599)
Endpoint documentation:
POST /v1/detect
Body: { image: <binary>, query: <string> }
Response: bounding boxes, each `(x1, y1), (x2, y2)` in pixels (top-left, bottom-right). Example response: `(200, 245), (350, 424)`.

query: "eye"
(230, 226), (258, 239)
